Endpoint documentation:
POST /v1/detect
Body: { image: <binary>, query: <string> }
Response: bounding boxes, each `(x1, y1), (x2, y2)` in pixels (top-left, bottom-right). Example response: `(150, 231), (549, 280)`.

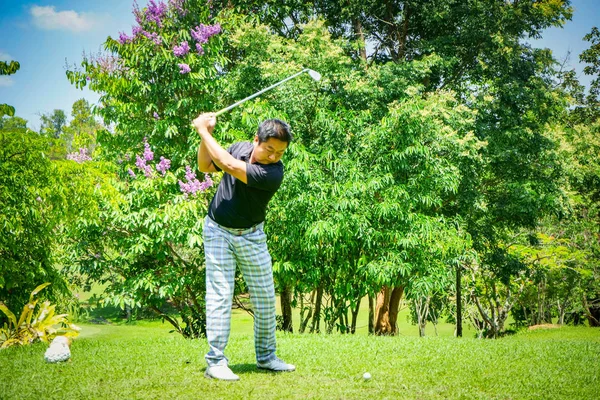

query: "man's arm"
(198, 139), (218, 173)
(193, 113), (248, 184)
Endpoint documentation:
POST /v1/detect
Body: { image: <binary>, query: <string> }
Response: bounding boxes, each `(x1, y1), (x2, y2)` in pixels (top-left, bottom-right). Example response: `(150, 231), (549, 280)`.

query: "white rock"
(44, 336), (71, 363)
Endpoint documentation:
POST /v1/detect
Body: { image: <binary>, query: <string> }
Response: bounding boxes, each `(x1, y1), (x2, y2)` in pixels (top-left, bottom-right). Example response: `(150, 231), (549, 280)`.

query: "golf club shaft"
(214, 69), (311, 116)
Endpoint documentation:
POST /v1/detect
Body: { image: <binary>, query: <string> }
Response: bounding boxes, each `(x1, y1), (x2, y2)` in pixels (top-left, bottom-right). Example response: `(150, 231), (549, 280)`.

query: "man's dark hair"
(257, 119), (293, 144)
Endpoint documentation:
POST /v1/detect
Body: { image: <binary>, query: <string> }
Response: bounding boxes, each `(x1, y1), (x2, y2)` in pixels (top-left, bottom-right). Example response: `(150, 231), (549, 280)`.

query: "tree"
(0, 116), (28, 132)
(39, 109), (69, 160)
(559, 121), (600, 326)
(579, 27), (600, 120)
(65, 0), (226, 337)
(61, 0), (585, 339)
(211, 0), (574, 337)
(63, 99), (101, 154)
(40, 109), (68, 139)
(0, 60), (20, 117)
(0, 130), (67, 315)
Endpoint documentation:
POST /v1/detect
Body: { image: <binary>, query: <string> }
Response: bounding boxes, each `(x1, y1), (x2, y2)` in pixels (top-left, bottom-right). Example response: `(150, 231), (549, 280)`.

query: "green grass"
(1, 318), (599, 399)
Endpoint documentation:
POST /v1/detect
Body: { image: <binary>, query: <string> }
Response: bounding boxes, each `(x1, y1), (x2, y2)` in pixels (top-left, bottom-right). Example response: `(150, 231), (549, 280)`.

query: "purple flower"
(135, 155), (153, 178)
(153, 112), (160, 120)
(86, 76), (91, 81)
(143, 165), (153, 178)
(133, 0), (144, 25)
(173, 41), (190, 57)
(67, 148), (92, 163)
(142, 30), (162, 45)
(190, 23), (221, 44)
(146, 0), (168, 26)
(169, 0), (187, 16)
(124, 153), (131, 161)
(199, 174), (214, 191)
(178, 63), (191, 74)
(128, 168), (136, 178)
(196, 43), (204, 55)
(178, 166), (213, 196)
(185, 166), (196, 181)
(36, 196), (42, 202)
(136, 154), (147, 170)
(143, 138), (154, 161)
(156, 156), (171, 175)
(132, 25), (143, 37)
(118, 32), (132, 44)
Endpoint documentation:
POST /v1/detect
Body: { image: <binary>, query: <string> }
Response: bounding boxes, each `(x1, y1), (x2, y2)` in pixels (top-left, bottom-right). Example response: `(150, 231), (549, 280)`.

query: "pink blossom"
(178, 63), (191, 74)
(179, 166), (213, 196)
(173, 41), (190, 57)
(156, 156), (171, 175)
(67, 148), (92, 163)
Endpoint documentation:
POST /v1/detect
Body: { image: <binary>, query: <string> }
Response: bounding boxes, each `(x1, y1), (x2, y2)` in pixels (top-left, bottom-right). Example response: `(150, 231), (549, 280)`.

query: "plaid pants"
(203, 216), (277, 367)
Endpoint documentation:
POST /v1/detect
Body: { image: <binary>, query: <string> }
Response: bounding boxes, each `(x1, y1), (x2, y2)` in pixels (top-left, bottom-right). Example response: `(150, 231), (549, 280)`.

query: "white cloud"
(0, 76), (14, 87)
(0, 52), (13, 62)
(30, 6), (97, 32)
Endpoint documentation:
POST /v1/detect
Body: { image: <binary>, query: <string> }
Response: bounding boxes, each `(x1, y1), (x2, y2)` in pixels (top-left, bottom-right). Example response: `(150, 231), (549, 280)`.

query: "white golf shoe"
(257, 357), (296, 372)
(204, 365), (240, 381)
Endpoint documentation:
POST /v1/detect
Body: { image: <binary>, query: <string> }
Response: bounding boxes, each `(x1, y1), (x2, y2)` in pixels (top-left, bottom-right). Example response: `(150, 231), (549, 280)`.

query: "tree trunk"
(414, 296), (430, 337)
(374, 286), (404, 335)
(368, 295), (374, 334)
(299, 290), (315, 334)
(397, 3), (410, 60)
(389, 286), (403, 329)
(280, 284), (293, 333)
(583, 297), (600, 327)
(456, 264), (462, 337)
(350, 295), (361, 334)
(342, 305), (349, 334)
(537, 280), (545, 324)
(310, 284), (324, 333)
(352, 19), (368, 62)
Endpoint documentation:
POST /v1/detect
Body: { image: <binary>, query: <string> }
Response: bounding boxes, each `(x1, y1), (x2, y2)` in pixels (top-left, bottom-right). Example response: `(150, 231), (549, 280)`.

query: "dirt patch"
(528, 324), (561, 330)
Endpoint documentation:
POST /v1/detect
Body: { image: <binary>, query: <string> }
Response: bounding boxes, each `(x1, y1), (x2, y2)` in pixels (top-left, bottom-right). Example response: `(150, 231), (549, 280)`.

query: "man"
(193, 112), (295, 381)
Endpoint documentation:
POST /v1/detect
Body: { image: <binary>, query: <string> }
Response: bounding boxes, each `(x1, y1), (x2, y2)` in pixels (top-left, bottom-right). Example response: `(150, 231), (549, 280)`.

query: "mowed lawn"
(1, 305), (599, 400)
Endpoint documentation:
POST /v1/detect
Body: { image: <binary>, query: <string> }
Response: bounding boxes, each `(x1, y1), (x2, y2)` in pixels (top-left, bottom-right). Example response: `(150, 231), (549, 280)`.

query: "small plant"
(0, 283), (80, 349)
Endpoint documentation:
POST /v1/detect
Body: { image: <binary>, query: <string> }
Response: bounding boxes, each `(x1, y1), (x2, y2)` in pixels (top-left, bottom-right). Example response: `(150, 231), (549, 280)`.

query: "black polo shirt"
(208, 141), (284, 229)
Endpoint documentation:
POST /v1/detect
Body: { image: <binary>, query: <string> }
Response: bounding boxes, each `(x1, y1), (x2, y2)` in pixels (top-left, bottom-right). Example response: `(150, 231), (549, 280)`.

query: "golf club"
(214, 68), (321, 116)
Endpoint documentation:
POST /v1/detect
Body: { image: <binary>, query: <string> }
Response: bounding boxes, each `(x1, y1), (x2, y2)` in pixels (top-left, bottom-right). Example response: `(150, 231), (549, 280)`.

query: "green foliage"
(40, 109), (67, 139)
(64, 99), (101, 154)
(580, 27), (600, 108)
(0, 116), (28, 132)
(0, 130), (68, 313)
(60, 0), (590, 338)
(64, 0), (228, 337)
(0, 283), (80, 349)
(0, 105), (15, 118)
(213, 1), (572, 69)
(0, 60), (20, 117)
(0, 60), (20, 75)
(217, 19), (479, 333)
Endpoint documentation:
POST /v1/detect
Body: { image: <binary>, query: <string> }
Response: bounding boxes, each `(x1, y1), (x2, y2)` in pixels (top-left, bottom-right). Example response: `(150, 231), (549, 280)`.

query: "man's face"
(252, 137), (288, 164)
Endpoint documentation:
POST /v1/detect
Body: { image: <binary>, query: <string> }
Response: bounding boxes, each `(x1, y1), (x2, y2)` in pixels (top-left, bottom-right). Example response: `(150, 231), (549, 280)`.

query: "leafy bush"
(0, 283), (80, 349)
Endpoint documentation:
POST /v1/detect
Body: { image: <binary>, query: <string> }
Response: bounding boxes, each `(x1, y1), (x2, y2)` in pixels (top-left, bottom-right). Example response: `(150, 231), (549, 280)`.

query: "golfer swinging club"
(193, 112), (295, 381)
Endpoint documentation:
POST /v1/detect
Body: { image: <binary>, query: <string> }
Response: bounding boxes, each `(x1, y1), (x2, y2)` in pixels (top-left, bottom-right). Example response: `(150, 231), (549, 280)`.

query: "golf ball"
(363, 372), (371, 380)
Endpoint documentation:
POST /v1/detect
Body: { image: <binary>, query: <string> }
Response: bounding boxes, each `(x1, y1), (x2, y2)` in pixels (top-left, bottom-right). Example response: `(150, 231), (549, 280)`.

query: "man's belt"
(209, 217), (262, 236)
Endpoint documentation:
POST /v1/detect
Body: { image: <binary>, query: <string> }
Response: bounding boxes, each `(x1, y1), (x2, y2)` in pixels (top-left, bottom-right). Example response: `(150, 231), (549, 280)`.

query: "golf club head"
(307, 69), (321, 81)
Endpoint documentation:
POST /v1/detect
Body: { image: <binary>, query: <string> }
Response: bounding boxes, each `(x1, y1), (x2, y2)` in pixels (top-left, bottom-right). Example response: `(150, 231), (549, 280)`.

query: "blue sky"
(0, 0), (598, 130)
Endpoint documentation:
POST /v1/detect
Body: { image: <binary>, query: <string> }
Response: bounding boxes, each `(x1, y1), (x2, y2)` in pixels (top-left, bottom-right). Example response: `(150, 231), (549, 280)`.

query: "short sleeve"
(246, 163), (284, 191)
(212, 143), (239, 172)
